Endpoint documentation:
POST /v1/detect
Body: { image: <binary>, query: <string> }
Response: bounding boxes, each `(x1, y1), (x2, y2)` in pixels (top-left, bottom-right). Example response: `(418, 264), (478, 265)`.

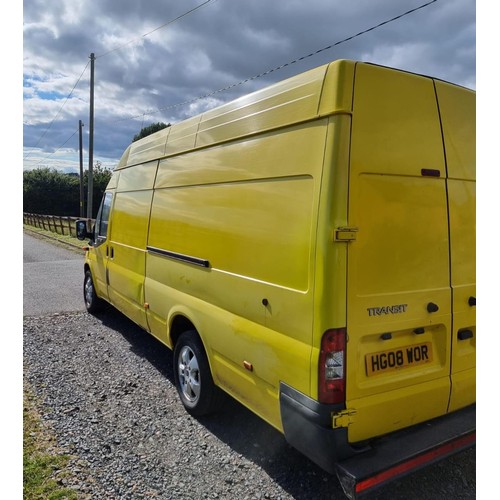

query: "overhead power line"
(25, 128), (79, 167)
(23, 61), (90, 161)
(96, 0), (217, 59)
(122, 0), (439, 122)
(25, 0), (438, 165)
(24, 0), (218, 163)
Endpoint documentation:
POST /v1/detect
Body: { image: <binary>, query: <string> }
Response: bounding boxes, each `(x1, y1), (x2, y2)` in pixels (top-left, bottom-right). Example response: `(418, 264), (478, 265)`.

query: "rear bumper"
(279, 383), (364, 473)
(335, 403), (475, 499)
(279, 383), (475, 499)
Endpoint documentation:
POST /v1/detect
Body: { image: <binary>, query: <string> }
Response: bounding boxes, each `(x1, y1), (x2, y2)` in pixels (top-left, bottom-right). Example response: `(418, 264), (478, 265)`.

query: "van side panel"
(145, 121), (329, 429)
(435, 81), (476, 411)
(150, 177), (313, 289)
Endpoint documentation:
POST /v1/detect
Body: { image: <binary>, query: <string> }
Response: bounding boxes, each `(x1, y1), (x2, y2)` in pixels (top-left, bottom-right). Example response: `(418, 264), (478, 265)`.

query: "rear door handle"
(458, 329), (473, 341)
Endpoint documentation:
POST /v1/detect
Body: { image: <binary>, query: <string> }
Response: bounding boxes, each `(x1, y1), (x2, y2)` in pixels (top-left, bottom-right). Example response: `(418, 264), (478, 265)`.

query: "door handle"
(110, 247), (114, 259)
(468, 296), (476, 307)
(458, 329), (473, 341)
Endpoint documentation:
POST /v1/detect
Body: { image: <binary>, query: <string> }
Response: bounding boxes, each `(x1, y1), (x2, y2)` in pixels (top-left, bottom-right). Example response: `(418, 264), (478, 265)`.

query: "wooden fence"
(23, 213), (95, 237)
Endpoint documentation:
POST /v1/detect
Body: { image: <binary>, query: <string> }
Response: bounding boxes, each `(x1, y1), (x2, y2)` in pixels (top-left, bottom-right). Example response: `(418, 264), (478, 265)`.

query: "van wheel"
(173, 330), (224, 417)
(84, 270), (105, 314)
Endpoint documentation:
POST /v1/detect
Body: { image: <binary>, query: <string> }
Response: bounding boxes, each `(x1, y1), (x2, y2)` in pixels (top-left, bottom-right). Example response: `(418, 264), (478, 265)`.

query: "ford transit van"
(77, 59), (475, 498)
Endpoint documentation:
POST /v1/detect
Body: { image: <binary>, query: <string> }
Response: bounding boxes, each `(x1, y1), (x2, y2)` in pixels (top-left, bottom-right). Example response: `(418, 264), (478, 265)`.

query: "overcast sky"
(22, 0), (476, 173)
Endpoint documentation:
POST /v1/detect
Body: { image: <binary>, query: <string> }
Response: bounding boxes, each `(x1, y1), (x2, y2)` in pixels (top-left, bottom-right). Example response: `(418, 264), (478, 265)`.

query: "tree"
(84, 161), (113, 217)
(132, 122), (170, 142)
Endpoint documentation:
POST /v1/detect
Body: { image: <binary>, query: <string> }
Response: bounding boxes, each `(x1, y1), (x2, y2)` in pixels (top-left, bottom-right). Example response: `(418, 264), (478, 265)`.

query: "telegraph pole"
(79, 120), (85, 217)
(86, 52), (95, 219)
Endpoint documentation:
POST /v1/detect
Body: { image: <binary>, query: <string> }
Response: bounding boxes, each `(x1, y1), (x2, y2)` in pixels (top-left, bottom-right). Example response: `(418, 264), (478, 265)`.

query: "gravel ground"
(23, 309), (476, 500)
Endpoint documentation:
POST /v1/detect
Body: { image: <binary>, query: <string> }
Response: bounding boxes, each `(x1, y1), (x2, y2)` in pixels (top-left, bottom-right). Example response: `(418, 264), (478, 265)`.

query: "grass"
(23, 224), (85, 251)
(23, 388), (78, 500)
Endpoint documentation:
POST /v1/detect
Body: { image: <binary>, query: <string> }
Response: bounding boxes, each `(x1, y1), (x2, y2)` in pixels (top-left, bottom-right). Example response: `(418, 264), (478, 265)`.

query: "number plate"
(365, 342), (433, 376)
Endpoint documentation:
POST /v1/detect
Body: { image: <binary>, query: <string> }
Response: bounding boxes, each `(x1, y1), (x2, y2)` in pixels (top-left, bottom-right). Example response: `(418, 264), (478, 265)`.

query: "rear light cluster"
(318, 328), (346, 404)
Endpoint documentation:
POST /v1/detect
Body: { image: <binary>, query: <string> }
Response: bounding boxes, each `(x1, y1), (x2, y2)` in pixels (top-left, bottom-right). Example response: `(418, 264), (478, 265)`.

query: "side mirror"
(76, 220), (93, 241)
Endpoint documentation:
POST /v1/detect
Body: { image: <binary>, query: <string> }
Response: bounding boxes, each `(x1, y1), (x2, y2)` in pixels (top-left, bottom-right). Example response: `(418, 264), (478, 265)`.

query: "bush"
(23, 164), (112, 217)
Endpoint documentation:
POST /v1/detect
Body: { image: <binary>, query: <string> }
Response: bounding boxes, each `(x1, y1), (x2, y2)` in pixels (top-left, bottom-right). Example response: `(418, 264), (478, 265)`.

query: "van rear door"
(435, 81), (476, 412)
(344, 63), (454, 443)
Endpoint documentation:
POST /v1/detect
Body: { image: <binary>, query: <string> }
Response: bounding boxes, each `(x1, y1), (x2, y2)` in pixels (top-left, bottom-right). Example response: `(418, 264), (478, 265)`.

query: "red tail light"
(318, 328), (346, 404)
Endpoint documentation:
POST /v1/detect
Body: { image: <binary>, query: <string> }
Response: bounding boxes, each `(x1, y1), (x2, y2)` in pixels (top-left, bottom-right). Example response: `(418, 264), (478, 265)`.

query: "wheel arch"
(169, 313), (199, 349)
(168, 312), (217, 384)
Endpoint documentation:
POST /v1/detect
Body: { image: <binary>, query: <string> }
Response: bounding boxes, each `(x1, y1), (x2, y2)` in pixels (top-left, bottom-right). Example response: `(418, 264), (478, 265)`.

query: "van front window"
(95, 192), (113, 241)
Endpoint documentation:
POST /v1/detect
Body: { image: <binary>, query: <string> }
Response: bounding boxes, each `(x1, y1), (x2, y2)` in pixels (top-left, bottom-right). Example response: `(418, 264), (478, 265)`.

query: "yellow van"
(77, 59), (475, 498)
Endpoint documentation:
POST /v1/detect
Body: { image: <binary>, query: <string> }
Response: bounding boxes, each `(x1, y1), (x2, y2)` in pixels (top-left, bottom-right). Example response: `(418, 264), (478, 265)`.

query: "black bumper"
(279, 383), (476, 499)
(279, 383), (364, 473)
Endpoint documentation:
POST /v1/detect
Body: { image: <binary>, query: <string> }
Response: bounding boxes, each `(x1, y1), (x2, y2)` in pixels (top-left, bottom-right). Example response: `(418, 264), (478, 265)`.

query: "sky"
(22, 0), (477, 174)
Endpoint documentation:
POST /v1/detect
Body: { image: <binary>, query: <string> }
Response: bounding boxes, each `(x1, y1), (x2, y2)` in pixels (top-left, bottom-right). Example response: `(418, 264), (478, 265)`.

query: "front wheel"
(173, 330), (224, 417)
(83, 270), (106, 314)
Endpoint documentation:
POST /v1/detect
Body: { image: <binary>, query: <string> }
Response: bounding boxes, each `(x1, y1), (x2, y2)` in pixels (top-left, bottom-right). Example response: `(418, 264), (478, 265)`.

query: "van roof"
(116, 59), (473, 170)
(117, 59), (358, 169)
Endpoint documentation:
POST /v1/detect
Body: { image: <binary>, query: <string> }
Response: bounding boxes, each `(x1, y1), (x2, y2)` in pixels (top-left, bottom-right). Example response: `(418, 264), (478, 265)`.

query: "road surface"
(23, 231), (85, 316)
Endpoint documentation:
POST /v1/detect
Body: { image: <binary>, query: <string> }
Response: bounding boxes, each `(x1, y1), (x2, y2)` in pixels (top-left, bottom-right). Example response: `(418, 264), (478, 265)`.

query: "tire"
(83, 270), (106, 314)
(173, 330), (224, 417)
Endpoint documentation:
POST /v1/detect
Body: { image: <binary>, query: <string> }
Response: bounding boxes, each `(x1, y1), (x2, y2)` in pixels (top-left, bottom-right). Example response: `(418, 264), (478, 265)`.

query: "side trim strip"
(146, 246), (210, 268)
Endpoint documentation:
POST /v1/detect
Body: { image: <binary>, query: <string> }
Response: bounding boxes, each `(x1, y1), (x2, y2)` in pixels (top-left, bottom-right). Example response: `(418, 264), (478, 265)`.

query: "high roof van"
(77, 59), (475, 498)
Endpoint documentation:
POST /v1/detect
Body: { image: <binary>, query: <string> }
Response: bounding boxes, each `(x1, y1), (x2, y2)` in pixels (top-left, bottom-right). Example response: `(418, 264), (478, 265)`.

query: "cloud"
(23, 0), (476, 173)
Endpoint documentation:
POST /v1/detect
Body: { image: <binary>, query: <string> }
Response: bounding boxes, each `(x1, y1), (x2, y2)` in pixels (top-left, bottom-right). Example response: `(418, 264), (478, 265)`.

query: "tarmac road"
(23, 231), (86, 316)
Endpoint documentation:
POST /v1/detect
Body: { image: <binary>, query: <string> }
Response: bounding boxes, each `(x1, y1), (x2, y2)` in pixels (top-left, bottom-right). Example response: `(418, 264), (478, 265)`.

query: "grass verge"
(23, 224), (85, 252)
(23, 387), (78, 500)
